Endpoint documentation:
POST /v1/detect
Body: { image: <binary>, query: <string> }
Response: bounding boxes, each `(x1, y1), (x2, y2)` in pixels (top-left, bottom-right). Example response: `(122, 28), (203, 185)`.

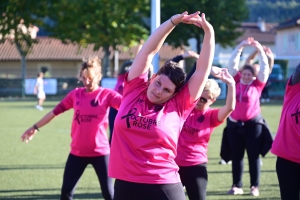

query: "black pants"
(261, 86), (270, 99)
(226, 121), (263, 188)
(276, 156), (300, 200)
(113, 179), (186, 200)
(179, 164), (207, 200)
(108, 107), (118, 145)
(60, 154), (113, 200)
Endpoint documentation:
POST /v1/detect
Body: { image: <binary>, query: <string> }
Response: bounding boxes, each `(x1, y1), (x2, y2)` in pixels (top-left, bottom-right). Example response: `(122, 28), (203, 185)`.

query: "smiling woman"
(222, 37), (273, 197)
(108, 11), (216, 200)
(20, 57), (122, 200)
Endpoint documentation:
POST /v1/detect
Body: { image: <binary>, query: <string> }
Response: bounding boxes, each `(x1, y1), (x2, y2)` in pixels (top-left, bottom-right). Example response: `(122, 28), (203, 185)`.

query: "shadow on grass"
(0, 193), (103, 199)
(0, 164), (65, 170)
(0, 189), (103, 199)
(0, 164), (96, 171)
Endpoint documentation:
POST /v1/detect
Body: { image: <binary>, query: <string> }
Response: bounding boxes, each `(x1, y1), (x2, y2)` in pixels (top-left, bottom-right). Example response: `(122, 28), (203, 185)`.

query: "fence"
(0, 77), (286, 99)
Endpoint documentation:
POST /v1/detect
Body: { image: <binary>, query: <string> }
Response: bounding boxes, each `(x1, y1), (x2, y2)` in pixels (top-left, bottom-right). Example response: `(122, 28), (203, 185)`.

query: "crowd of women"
(20, 10), (300, 200)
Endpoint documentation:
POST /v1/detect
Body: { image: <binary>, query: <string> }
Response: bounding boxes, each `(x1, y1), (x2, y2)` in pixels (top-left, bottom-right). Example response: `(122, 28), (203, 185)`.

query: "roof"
(275, 14), (300, 30)
(236, 22), (278, 43)
(0, 37), (182, 61)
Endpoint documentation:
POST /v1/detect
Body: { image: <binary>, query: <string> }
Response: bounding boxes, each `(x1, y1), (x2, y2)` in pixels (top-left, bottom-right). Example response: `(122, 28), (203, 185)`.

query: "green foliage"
(246, 0), (300, 23)
(45, 0), (149, 50)
(274, 59), (289, 79)
(0, 0), (47, 56)
(160, 0), (249, 50)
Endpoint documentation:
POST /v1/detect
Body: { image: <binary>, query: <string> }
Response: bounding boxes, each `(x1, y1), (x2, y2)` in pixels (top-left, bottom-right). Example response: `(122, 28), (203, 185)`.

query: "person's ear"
(210, 98), (216, 105)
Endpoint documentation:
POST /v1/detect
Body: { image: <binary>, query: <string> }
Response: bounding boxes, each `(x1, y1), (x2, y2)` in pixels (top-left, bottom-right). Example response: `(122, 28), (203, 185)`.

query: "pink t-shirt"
(231, 72), (265, 121)
(109, 72), (197, 184)
(53, 87), (122, 157)
(271, 79), (300, 163)
(175, 108), (223, 166)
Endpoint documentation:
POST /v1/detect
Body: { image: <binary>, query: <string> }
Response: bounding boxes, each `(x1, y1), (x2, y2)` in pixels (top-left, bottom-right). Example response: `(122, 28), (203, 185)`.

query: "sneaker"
(35, 105), (43, 111)
(227, 186), (244, 195)
(250, 186), (259, 196)
(266, 98), (270, 103)
(219, 159), (227, 165)
(260, 98), (265, 103)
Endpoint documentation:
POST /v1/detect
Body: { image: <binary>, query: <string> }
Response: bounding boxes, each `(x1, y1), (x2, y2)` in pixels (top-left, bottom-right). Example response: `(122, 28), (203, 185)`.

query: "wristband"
(170, 17), (178, 26)
(33, 124), (39, 131)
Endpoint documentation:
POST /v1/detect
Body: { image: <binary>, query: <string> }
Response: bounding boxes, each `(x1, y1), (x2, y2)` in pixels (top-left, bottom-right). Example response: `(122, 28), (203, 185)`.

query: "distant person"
(222, 37), (273, 197)
(108, 60), (132, 144)
(21, 57), (122, 200)
(271, 62), (300, 200)
(245, 46), (274, 103)
(109, 11), (215, 200)
(176, 66), (236, 200)
(34, 72), (46, 111)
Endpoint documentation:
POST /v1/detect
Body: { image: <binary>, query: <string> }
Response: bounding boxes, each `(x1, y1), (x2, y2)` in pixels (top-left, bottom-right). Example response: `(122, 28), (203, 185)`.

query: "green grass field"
(0, 100), (284, 200)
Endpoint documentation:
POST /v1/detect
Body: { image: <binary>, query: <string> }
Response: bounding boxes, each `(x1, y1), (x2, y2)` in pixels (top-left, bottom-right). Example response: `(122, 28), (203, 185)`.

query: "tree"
(160, 0), (249, 52)
(246, 0), (300, 23)
(0, 0), (48, 97)
(45, 0), (150, 77)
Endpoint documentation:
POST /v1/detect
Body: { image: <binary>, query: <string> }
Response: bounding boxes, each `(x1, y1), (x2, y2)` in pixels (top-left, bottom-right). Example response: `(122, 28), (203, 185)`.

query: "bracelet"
(170, 17), (178, 26)
(33, 124), (39, 131)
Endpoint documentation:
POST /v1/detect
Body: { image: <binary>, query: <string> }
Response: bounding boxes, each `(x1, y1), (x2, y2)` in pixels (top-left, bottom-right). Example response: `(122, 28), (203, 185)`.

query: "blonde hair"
(78, 57), (102, 83)
(203, 79), (221, 100)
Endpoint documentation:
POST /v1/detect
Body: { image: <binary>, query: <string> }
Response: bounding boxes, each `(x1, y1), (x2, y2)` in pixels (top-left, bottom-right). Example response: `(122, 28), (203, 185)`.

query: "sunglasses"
(199, 97), (208, 104)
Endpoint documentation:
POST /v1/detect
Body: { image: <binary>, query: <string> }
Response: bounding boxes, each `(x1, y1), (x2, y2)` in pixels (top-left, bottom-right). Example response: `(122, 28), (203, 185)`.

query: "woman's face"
(195, 90), (214, 110)
(147, 74), (176, 104)
(241, 69), (254, 84)
(81, 71), (100, 92)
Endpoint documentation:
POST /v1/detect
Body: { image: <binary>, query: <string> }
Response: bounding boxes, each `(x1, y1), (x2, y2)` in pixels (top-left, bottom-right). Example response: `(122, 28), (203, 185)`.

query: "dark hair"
(119, 60), (133, 75)
(241, 64), (255, 75)
(156, 61), (186, 93)
(78, 57), (102, 83)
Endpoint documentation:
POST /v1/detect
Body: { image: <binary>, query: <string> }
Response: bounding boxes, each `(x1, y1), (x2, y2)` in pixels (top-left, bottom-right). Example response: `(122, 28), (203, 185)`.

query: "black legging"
(113, 179), (186, 200)
(226, 120), (263, 188)
(60, 154), (113, 200)
(108, 107), (118, 145)
(276, 156), (300, 200)
(178, 163), (207, 200)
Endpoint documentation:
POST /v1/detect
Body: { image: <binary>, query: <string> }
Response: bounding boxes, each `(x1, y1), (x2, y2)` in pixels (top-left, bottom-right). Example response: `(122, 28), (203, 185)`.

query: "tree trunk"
(16, 42), (27, 98)
(21, 55), (26, 98)
(102, 46), (110, 78)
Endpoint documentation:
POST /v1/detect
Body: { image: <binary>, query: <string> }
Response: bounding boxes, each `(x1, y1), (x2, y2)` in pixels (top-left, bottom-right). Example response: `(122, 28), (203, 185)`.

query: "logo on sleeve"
(121, 108), (161, 130)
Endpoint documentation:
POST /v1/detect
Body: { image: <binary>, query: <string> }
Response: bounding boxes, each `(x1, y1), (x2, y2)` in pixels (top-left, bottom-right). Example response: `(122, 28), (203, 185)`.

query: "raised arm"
(211, 67), (236, 121)
(187, 13), (215, 101)
(245, 50), (258, 65)
(263, 46), (274, 74)
(127, 11), (200, 81)
(228, 39), (251, 76)
(252, 40), (269, 83)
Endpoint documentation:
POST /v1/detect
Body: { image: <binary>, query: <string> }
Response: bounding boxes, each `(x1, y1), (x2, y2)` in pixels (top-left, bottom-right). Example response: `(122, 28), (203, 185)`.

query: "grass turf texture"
(0, 100), (283, 199)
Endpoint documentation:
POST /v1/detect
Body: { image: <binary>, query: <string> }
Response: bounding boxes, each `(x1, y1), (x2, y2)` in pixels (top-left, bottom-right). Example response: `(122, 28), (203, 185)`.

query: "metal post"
(151, 0), (160, 73)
